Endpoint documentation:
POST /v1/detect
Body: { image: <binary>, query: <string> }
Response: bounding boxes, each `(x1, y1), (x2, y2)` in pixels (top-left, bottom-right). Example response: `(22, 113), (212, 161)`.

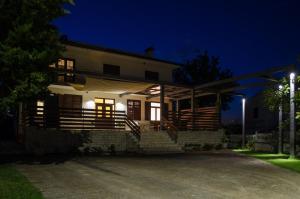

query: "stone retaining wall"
(24, 127), (138, 155)
(177, 129), (224, 147)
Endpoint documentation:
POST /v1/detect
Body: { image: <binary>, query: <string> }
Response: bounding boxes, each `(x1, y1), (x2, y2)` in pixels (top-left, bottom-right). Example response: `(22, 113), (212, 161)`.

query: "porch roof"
(69, 64), (295, 99)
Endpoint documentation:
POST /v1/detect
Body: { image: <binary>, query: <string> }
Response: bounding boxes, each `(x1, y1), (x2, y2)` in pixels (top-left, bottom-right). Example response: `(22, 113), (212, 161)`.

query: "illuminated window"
(57, 59), (65, 70)
(95, 98), (104, 104)
(49, 63), (56, 68)
(36, 100), (44, 115)
(150, 102), (160, 121)
(49, 58), (75, 71)
(66, 60), (74, 71)
(105, 99), (114, 104)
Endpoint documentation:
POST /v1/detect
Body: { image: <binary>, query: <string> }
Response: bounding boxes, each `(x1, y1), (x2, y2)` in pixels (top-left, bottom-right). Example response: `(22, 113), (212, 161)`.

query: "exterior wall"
(24, 127), (138, 155)
(177, 129), (224, 147)
(64, 45), (177, 82)
(245, 92), (278, 133)
(48, 84), (172, 122)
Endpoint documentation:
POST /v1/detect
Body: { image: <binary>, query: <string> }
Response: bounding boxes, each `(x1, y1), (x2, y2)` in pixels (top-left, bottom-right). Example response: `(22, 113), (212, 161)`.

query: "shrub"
(202, 143), (214, 151)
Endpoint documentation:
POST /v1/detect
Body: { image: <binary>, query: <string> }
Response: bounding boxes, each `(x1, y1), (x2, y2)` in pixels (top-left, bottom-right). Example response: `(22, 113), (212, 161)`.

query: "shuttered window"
(127, 100), (141, 120)
(58, 94), (82, 116)
(145, 71), (159, 81)
(103, 64), (120, 76)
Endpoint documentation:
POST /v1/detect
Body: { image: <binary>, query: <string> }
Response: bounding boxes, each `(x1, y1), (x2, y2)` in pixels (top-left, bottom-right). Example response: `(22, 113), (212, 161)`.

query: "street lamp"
(242, 97), (246, 148)
(278, 84), (283, 154)
(289, 72), (296, 158)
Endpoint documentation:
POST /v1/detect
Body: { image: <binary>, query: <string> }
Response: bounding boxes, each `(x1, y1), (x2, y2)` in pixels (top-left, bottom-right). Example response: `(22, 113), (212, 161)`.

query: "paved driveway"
(17, 150), (300, 199)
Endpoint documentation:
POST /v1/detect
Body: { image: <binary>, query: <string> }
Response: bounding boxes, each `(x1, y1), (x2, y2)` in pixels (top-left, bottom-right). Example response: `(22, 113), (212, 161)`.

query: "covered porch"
(20, 73), (222, 142)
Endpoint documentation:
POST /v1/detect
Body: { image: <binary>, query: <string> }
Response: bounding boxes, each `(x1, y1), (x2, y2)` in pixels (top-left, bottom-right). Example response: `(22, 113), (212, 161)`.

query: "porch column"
(176, 99), (179, 112)
(191, 89), (195, 130)
(160, 84), (164, 131)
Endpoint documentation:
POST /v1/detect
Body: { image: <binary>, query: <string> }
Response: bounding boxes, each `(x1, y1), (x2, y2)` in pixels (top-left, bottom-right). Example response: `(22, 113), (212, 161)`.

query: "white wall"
(64, 45), (178, 82)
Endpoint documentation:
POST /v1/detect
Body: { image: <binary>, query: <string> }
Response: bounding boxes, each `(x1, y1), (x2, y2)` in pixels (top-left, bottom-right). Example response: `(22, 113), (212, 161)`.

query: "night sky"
(54, 0), (300, 123)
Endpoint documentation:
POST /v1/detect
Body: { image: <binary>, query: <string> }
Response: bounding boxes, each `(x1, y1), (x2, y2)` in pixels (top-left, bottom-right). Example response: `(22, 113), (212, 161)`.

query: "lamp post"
(242, 97), (246, 148)
(289, 72), (296, 158)
(278, 85), (283, 154)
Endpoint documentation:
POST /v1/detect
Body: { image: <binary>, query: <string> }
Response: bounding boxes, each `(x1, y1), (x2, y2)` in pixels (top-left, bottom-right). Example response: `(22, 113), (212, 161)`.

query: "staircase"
(139, 131), (183, 154)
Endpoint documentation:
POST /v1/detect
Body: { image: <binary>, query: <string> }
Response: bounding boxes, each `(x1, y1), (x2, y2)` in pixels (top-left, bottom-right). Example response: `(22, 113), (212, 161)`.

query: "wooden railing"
(24, 106), (126, 130)
(162, 116), (178, 142)
(167, 107), (220, 131)
(125, 115), (141, 141)
(23, 106), (141, 140)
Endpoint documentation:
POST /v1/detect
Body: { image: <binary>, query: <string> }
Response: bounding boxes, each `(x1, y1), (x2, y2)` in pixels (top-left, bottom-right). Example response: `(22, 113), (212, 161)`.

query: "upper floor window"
(49, 58), (75, 72)
(103, 64), (120, 76)
(145, 71), (159, 81)
(49, 58), (75, 83)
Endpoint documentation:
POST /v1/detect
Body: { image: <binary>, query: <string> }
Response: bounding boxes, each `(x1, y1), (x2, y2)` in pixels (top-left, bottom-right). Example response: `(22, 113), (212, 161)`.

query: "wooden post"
(160, 84), (164, 131)
(216, 93), (221, 128)
(17, 102), (23, 143)
(191, 89), (195, 130)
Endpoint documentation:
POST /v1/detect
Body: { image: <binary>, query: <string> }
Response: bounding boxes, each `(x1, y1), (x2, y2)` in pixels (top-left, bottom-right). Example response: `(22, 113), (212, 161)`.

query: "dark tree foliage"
(174, 51), (235, 110)
(0, 0), (74, 112)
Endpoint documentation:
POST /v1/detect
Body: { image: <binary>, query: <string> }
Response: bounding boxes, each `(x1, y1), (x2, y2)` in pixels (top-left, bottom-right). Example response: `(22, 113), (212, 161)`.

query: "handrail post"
(160, 84), (165, 131)
(191, 89), (195, 131)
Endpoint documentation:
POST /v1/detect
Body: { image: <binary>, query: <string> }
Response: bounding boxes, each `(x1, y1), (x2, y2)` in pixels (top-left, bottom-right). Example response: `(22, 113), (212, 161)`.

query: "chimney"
(144, 47), (155, 57)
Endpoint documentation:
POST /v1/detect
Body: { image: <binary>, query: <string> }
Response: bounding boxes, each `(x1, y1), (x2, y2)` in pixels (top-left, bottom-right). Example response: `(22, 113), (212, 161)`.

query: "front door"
(95, 103), (114, 128)
(96, 103), (113, 119)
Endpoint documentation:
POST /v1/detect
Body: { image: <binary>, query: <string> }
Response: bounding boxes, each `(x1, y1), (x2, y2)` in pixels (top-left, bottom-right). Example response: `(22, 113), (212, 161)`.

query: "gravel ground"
(16, 150), (300, 199)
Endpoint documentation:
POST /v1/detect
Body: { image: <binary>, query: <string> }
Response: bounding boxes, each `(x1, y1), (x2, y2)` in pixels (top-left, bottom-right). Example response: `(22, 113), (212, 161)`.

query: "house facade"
(20, 41), (224, 154)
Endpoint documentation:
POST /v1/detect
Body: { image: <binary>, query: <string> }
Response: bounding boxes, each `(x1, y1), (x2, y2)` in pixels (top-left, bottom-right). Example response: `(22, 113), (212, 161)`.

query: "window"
(145, 71), (159, 81)
(150, 102), (160, 121)
(58, 94), (82, 109)
(103, 64), (120, 76)
(127, 100), (141, 120)
(49, 58), (75, 83)
(94, 98), (115, 118)
(253, 107), (259, 119)
(36, 100), (44, 115)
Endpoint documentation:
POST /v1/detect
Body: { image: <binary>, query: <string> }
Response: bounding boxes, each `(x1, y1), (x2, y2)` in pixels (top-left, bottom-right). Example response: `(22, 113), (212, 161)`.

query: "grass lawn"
(0, 164), (43, 199)
(234, 149), (300, 173)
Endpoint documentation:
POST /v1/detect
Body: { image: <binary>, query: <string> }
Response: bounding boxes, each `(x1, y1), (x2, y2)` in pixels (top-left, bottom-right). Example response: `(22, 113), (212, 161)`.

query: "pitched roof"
(63, 40), (181, 66)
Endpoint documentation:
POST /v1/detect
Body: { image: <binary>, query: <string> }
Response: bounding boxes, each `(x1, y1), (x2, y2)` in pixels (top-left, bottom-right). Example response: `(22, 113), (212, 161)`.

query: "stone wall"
(24, 127), (138, 155)
(177, 129), (224, 147)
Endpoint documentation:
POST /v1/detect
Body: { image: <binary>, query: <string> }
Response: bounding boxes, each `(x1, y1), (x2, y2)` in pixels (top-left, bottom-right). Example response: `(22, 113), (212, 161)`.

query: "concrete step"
(139, 131), (183, 154)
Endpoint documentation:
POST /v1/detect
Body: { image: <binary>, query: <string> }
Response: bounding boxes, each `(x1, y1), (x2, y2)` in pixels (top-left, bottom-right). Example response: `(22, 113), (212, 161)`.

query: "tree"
(0, 0), (74, 113)
(263, 76), (300, 127)
(174, 51), (236, 110)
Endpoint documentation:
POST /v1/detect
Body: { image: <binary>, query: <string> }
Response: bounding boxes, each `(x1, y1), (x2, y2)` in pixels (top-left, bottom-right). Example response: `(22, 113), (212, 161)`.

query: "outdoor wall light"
(85, 100), (95, 109)
(278, 85), (283, 90)
(116, 102), (125, 111)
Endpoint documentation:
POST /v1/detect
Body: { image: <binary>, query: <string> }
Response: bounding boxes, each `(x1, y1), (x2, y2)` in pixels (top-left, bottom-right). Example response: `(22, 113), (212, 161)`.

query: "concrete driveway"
(17, 150), (300, 199)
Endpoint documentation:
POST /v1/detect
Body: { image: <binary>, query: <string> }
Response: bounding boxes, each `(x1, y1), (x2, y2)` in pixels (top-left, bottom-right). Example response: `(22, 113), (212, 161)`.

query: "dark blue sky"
(55, 0), (300, 123)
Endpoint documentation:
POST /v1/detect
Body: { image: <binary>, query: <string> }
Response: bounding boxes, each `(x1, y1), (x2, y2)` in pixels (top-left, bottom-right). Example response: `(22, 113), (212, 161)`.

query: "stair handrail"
(162, 116), (178, 142)
(125, 115), (141, 141)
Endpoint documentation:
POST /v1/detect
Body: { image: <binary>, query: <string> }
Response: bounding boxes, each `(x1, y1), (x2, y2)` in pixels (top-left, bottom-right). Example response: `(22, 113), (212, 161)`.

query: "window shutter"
(145, 101), (151, 121)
